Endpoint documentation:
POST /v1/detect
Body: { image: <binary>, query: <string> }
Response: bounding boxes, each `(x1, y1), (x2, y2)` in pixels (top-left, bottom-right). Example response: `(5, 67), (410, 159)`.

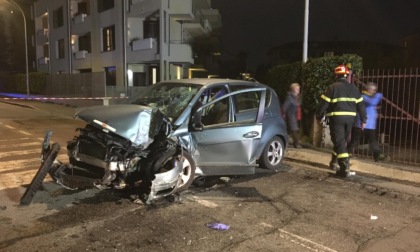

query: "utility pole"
(303, 0), (309, 63)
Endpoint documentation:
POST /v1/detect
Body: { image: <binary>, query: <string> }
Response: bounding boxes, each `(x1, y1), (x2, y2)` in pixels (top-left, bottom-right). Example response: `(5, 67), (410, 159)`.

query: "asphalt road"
(1, 100), (420, 252)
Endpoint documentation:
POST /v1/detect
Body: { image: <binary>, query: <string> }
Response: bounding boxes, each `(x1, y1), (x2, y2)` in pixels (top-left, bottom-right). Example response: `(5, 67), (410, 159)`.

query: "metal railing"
(355, 68), (420, 166)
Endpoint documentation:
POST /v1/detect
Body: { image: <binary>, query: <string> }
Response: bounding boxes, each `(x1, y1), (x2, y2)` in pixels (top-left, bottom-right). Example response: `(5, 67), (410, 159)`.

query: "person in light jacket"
(348, 82), (386, 161)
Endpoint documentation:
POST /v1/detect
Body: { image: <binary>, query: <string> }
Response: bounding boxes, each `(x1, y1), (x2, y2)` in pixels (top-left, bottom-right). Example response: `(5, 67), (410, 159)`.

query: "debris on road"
(206, 222), (230, 230)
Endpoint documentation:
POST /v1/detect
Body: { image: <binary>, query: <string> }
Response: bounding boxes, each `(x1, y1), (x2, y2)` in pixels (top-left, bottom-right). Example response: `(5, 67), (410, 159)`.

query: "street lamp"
(7, 0), (29, 95)
(302, 0), (309, 63)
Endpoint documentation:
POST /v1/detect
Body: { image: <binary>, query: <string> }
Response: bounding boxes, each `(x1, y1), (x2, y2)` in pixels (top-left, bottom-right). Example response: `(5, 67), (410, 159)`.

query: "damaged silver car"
(20, 79), (288, 205)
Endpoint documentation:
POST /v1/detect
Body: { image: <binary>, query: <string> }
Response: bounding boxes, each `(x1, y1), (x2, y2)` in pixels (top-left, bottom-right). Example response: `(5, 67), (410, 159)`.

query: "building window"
(53, 6), (64, 28)
(102, 25), (115, 52)
(105, 66), (116, 86)
(164, 11), (167, 43)
(42, 15), (48, 29)
(43, 44), (49, 58)
(98, 0), (114, 13)
(78, 1), (90, 15)
(79, 32), (91, 52)
(57, 39), (65, 59)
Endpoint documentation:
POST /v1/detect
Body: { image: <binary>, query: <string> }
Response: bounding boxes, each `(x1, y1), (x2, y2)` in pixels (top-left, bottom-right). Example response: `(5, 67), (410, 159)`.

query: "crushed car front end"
(49, 105), (187, 203)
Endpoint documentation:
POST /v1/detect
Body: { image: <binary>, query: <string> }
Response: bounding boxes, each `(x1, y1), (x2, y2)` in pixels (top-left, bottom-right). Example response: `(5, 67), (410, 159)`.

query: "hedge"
(265, 54), (363, 112)
(0, 72), (48, 94)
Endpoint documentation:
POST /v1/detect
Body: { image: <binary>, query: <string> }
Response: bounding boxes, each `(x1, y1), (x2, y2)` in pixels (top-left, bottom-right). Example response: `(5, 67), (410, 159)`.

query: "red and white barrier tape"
(0, 97), (128, 100)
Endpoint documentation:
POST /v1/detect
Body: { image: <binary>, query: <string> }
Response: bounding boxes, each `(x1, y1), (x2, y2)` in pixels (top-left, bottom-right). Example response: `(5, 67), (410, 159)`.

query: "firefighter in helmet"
(315, 64), (367, 177)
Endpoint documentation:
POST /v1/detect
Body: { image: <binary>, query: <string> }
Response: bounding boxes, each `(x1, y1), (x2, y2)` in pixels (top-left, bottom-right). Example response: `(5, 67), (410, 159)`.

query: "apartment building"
(33, 0), (221, 91)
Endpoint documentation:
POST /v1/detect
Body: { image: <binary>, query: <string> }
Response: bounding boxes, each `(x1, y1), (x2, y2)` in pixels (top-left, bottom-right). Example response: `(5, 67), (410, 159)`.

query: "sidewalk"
(285, 147), (420, 184)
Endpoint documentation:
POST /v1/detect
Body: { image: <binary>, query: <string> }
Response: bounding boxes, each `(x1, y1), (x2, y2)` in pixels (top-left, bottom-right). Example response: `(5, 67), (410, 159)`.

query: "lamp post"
(303, 0), (309, 63)
(8, 0), (29, 95)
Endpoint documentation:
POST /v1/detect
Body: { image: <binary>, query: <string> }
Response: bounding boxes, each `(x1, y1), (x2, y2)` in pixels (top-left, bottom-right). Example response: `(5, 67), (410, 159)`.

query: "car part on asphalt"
(20, 131), (60, 205)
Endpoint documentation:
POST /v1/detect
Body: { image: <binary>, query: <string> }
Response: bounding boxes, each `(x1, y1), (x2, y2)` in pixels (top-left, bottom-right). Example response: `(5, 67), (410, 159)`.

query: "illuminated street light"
(5, 0), (29, 95)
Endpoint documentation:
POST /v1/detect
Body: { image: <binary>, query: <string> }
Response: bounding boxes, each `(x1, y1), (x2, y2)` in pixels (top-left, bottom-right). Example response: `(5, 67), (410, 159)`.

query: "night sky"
(211, 0), (420, 70)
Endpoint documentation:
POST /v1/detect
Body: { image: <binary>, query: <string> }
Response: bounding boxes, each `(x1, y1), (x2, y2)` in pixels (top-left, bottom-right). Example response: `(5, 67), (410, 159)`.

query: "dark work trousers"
(348, 127), (381, 156)
(291, 130), (300, 147)
(329, 116), (356, 161)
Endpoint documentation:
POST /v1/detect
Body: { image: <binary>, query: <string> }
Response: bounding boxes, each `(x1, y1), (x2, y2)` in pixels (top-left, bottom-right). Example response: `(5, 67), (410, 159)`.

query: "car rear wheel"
(259, 136), (284, 170)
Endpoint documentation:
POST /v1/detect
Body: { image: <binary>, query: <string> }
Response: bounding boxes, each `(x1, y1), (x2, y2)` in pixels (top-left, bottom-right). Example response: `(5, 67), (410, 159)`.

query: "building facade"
(33, 0), (221, 90)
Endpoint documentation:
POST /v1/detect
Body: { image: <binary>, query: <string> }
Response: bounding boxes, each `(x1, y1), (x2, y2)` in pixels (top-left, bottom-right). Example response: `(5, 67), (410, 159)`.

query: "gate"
(355, 68), (420, 166)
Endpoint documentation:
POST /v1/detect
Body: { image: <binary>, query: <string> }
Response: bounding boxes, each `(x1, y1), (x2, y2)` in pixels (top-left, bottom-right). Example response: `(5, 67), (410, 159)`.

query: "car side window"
(234, 91), (260, 112)
(192, 86), (230, 127)
(233, 91), (261, 123)
(201, 96), (230, 126)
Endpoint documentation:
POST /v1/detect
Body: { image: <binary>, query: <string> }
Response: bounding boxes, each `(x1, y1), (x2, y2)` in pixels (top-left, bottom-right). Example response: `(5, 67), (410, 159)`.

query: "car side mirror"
(191, 122), (204, 131)
(190, 109), (204, 131)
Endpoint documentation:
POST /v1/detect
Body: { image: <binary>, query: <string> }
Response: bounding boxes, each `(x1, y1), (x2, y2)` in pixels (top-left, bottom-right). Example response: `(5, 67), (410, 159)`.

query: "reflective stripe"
(326, 112), (357, 116)
(330, 97), (358, 103)
(337, 153), (349, 158)
(321, 94), (331, 102)
(321, 95), (362, 104)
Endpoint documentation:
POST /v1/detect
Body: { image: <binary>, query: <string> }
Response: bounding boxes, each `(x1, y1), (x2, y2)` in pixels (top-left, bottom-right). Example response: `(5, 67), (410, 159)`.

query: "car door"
(190, 87), (267, 176)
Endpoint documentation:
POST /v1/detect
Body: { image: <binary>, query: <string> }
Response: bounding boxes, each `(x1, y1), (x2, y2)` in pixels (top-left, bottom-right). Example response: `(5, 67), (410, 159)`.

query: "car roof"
(159, 78), (266, 88)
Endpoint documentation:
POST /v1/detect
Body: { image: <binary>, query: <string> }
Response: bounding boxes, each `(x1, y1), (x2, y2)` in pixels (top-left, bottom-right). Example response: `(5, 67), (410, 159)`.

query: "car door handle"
(243, 131), (259, 138)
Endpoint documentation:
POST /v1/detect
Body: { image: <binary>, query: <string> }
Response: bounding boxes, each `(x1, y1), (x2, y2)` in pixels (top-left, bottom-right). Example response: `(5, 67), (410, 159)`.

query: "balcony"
(170, 0), (193, 21)
(131, 38), (156, 51)
(38, 57), (49, 65)
(183, 21), (209, 37)
(73, 13), (87, 24)
(36, 28), (49, 45)
(201, 9), (222, 30)
(169, 42), (193, 64)
(74, 50), (88, 59)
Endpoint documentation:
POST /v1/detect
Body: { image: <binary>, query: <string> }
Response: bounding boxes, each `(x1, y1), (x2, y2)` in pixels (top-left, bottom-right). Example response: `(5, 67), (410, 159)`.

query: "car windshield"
(131, 82), (201, 120)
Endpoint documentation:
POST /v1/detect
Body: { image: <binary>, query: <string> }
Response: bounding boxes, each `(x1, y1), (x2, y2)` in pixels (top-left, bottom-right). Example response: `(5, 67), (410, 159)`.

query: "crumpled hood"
(76, 105), (166, 148)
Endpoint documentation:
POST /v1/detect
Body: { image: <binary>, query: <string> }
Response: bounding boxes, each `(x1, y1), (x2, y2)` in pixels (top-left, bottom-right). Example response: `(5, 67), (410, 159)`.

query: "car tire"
(259, 136), (284, 170)
(174, 151), (196, 192)
(151, 149), (196, 193)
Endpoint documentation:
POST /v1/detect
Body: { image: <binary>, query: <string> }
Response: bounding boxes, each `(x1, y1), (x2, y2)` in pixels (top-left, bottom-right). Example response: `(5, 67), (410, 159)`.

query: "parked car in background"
(22, 79), (288, 205)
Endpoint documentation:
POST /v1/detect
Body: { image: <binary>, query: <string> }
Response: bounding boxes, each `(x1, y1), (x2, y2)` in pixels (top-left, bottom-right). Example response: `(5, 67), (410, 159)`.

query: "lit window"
(102, 25), (115, 52)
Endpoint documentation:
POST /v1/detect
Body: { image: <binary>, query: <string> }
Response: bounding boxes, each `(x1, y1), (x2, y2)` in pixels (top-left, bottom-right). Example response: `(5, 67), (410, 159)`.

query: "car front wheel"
(259, 136), (284, 170)
(174, 151), (196, 192)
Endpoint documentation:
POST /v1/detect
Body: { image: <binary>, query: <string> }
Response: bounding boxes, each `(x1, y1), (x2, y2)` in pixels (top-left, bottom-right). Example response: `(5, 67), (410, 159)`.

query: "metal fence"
(355, 68), (420, 166)
(44, 73), (148, 106)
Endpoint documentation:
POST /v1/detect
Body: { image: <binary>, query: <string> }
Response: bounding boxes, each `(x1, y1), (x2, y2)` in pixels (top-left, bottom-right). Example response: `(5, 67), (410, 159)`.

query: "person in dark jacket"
(282, 83), (302, 148)
(348, 82), (386, 161)
(315, 65), (367, 177)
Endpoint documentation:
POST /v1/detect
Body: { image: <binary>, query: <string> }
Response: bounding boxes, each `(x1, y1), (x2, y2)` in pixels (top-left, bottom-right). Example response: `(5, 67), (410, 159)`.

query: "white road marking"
(19, 131), (32, 136)
(4, 125), (15, 129)
(0, 138), (30, 142)
(0, 142), (40, 149)
(278, 228), (338, 252)
(0, 149), (41, 159)
(189, 196), (219, 208)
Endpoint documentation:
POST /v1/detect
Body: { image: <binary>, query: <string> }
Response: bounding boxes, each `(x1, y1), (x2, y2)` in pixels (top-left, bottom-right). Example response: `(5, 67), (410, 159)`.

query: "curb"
(285, 148), (420, 184)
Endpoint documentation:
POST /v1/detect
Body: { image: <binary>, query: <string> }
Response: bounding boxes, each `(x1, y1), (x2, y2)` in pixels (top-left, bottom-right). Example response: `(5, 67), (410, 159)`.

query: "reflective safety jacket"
(316, 78), (367, 123)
